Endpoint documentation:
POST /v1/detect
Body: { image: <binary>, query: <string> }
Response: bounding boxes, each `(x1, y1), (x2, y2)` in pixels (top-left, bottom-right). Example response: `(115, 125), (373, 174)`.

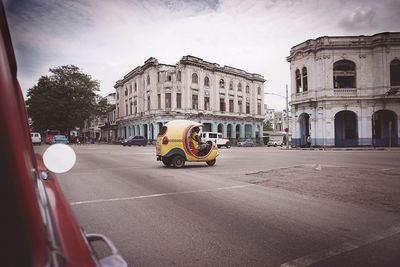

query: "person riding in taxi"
(190, 127), (210, 156)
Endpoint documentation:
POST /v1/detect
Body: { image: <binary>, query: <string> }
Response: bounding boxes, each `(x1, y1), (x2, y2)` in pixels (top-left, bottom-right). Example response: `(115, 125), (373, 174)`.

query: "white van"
(267, 140), (283, 147)
(31, 132), (41, 145)
(199, 132), (231, 148)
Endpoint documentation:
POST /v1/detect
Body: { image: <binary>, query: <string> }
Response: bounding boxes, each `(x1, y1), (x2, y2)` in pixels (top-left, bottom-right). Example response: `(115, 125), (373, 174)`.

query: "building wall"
(288, 32), (400, 147)
(115, 56), (265, 143)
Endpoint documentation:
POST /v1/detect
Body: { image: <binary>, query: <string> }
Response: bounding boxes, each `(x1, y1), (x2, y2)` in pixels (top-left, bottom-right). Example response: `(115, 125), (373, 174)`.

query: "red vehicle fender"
(36, 154), (98, 267)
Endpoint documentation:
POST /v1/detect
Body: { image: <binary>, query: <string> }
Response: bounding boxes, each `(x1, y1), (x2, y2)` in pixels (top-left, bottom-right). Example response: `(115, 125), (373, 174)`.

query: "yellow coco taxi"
(156, 120), (219, 168)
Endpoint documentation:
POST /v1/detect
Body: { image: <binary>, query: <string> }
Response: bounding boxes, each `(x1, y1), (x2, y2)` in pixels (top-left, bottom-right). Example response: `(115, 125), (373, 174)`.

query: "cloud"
(339, 7), (376, 31)
(5, 0), (400, 111)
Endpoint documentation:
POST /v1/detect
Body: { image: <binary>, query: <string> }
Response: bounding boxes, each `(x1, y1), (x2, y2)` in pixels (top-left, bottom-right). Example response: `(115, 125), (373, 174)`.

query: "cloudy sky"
(5, 0), (400, 110)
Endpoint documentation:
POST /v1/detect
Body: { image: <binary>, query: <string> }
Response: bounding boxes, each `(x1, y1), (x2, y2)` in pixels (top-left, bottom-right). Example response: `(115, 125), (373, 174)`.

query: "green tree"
(26, 65), (101, 132)
(263, 120), (273, 131)
(95, 96), (112, 115)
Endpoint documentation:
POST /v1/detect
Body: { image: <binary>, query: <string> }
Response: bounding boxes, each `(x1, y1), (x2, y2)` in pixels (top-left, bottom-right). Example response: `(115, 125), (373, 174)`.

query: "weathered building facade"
(99, 93), (118, 143)
(83, 92), (116, 143)
(114, 56), (265, 143)
(287, 32), (400, 147)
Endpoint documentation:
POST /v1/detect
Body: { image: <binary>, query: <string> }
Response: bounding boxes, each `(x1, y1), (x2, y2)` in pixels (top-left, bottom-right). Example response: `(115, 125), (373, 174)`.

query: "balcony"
(163, 81), (173, 89)
(291, 86), (400, 105)
(333, 88), (357, 96)
(191, 83), (199, 91)
(294, 90), (310, 98)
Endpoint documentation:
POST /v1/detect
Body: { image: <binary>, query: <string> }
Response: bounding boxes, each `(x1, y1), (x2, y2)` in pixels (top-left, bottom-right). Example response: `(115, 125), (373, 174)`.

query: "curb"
(280, 147), (399, 151)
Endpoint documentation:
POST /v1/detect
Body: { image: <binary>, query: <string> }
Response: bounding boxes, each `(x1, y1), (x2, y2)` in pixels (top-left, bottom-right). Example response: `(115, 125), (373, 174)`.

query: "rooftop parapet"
(180, 55), (265, 82)
(287, 32), (400, 62)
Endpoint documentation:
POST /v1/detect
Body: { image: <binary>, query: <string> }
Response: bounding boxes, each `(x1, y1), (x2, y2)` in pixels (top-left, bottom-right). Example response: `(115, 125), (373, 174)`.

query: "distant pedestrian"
(306, 135), (311, 147)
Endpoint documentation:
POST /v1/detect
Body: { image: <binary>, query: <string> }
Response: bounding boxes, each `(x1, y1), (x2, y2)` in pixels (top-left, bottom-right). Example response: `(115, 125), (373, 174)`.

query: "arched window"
(192, 73), (198, 84)
(333, 60), (356, 88)
(125, 87), (128, 96)
(134, 82), (137, 91)
(147, 75), (150, 85)
(245, 85), (249, 94)
(229, 82), (233, 90)
(220, 79), (225, 88)
(257, 87), (261, 95)
(302, 67), (308, 92)
(390, 59), (400, 87)
(295, 69), (301, 93)
(238, 83), (242, 91)
(204, 76), (210, 87)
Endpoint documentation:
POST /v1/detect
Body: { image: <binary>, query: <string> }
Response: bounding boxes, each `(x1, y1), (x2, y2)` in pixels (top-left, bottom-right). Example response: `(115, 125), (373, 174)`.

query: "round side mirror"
(43, 144), (76, 173)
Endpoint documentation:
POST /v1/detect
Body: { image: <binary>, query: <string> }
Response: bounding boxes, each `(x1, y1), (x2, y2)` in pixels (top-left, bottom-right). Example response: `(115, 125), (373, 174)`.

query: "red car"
(0, 2), (126, 267)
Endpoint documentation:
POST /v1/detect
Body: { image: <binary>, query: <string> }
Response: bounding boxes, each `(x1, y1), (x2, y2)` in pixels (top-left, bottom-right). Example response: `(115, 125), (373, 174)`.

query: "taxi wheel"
(206, 159), (216, 166)
(172, 155), (185, 168)
(162, 158), (172, 167)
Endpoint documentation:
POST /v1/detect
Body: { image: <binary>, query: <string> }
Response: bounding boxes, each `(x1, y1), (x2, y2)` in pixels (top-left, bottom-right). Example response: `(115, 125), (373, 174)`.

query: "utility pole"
(286, 84), (289, 149)
(389, 120), (392, 150)
(263, 85), (290, 149)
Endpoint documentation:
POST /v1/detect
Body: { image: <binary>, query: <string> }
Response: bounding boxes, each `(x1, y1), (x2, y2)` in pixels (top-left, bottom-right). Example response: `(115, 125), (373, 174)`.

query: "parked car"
(237, 139), (255, 147)
(0, 3), (126, 266)
(30, 132), (41, 145)
(121, 135), (147, 146)
(200, 132), (231, 148)
(50, 134), (69, 144)
(267, 140), (283, 147)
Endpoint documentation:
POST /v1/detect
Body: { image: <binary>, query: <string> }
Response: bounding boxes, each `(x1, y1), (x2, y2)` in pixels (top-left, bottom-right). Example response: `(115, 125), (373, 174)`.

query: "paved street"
(35, 145), (400, 266)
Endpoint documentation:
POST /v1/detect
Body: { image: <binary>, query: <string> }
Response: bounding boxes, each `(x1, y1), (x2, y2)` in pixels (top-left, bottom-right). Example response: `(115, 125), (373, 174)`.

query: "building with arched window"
(114, 56), (265, 143)
(287, 32), (400, 147)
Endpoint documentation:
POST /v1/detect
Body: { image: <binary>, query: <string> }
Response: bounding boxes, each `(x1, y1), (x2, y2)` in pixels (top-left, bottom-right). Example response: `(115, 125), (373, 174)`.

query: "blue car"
(51, 135), (69, 144)
(237, 139), (255, 147)
(121, 136), (147, 147)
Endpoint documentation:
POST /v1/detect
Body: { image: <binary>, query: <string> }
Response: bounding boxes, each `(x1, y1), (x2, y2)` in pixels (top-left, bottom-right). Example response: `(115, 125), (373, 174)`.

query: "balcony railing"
(333, 88), (357, 96)
(163, 81), (173, 88)
(292, 86), (400, 102)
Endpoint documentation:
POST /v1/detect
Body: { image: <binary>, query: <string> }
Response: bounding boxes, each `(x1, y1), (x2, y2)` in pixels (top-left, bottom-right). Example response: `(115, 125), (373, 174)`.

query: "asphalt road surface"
(36, 145), (400, 266)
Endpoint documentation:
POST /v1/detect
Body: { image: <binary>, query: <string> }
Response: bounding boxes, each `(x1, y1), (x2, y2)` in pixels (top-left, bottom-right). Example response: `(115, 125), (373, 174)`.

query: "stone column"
(211, 122), (218, 132)
(251, 123), (256, 139)
(240, 124), (245, 138)
(311, 108), (317, 146)
(153, 123), (159, 139)
(360, 103), (373, 146)
(139, 124), (143, 136)
(222, 123), (227, 138)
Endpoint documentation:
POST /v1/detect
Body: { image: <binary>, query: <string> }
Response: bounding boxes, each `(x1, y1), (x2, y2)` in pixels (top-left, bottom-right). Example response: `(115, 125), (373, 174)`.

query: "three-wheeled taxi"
(156, 120), (219, 168)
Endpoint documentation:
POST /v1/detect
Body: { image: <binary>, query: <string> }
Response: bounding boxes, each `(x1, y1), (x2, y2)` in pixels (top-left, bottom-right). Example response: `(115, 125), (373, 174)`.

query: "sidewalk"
(281, 146), (400, 151)
(248, 164), (400, 214)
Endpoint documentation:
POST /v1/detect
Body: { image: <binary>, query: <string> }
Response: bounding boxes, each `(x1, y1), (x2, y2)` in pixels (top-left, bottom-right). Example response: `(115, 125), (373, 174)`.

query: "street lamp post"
(264, 84), (290, 149)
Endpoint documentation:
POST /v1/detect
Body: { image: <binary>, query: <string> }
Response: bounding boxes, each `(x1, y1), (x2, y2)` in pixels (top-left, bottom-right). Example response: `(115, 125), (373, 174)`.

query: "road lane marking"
(280, 224), (400, 267)
(70, 184), (255, 206)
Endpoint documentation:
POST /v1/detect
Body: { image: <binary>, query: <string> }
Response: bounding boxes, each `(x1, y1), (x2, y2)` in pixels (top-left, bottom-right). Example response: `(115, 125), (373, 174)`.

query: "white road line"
(280, 225), (400, 267)
(70, 184), (255, 206)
